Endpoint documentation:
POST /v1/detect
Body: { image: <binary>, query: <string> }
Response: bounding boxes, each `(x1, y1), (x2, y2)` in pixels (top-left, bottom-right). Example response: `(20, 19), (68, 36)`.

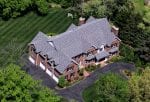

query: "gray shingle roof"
(95, 51), (109, 61)
(67, 23), (77, 31)
(51, 18), (118, 53)
(30, 32), (53, 53)
(86, 54), (95, 60)
(30, 17), (119, 74)
(86, 16), (96, 23)
(109, 47), (119, 53)
(30, 32), (72, 73)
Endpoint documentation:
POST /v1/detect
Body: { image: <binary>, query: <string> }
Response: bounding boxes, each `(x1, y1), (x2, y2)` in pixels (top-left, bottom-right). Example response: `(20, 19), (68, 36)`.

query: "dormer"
(48, 41), (57, 51)
(48, 41), (54, 47)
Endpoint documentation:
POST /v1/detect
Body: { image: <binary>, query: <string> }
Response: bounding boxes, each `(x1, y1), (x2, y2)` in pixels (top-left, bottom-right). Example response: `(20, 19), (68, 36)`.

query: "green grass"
(133, 0), (145, 15)
(0, 8), (72, 67)
(82, 84), (96, 102)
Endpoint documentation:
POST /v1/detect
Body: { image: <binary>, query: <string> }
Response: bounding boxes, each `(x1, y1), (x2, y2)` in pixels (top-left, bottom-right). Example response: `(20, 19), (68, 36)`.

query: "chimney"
(111, 26), (119, 36)
(79, 17), (85, 26)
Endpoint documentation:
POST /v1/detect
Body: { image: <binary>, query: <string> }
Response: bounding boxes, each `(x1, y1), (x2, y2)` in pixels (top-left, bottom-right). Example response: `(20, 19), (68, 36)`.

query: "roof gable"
(66, 23), (77, 31)
(86, 16), (96, 23)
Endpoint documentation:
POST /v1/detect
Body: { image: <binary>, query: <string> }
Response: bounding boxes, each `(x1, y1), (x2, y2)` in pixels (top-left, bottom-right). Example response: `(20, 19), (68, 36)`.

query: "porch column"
(35, 53), (40, 66)
(117, 42), (120, 55)
(67, 73), (71, 80)
(51, 63), (55, 78)
(44, 56), (48, 71)
(29, 45), (32, 56)
(74, 64), (79, 78)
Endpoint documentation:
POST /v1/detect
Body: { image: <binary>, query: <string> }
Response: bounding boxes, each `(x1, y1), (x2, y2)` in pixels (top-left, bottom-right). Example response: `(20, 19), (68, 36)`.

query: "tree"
(82, 0), (107, 18)
(0, 0), (49, 19)
(34, 0), (49, 15)
(135, 36), (150, 62)
(128, 68), (150, 102)
(94, 73), (129, 102)
(0, 64), (61, 102)
(143, 7), (150, 24)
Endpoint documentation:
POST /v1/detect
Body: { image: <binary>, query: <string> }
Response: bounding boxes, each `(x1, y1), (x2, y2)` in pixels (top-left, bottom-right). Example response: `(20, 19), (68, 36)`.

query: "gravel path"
(22, 55), (136, 102)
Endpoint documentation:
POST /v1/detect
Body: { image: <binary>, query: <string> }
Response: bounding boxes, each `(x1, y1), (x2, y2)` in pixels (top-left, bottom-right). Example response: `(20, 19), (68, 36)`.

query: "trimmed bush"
(58, 76), (68, 88)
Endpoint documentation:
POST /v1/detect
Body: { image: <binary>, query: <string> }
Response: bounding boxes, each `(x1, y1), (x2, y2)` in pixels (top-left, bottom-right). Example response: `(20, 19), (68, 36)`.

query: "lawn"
(133, 0), (145, 15)
(0, 8), (72, 67)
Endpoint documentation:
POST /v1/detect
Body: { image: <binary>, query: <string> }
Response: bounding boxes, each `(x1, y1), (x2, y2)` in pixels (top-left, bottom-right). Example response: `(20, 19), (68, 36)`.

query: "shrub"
(58, 76), (68, 88)
(110, 56), (124, 62)
(85, 65), (96, 72)
(96, 64), (101, 68)
(79, 68), (84, 76)
(0, 0), (49, 19)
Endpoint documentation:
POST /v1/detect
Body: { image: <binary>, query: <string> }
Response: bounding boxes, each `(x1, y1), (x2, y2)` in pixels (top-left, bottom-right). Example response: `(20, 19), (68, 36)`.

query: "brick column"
(117, 41), (120, 55)
(35, 53), (40, 66)
(51, 63), (55, 78)
(67, 73), (71, 80)
(74, 64), (79, 79)
(28, 45), (32, 56)
(44, 56), (48, 71)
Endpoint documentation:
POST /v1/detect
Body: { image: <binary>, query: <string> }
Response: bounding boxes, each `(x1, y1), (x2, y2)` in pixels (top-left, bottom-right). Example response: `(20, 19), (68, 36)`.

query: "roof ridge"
(50, 18), (107, 41)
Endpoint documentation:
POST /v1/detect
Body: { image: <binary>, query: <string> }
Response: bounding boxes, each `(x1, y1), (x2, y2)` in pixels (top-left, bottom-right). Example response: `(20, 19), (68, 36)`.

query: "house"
(28, 16), (121, 83)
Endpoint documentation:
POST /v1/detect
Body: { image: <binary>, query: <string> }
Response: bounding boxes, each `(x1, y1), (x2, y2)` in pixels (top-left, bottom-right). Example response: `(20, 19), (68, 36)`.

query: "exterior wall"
(111, 39), (120, 47)
(105, 46), (111, 52)
(28, 45), (60, 82)
(54, 69), (61, 77)
(63, 63), (79, 81)
(29, 45), (36, 60)
(105, 39), (120, 52)
(72, 47), (97, 68)
(46, 62), (61, 78)
(73, 53), (86, 68)
(85, 47), (99, 67)
(87, 46), (97, 54)
(29, 44), (78, 82)
(85, 59), (96, 67)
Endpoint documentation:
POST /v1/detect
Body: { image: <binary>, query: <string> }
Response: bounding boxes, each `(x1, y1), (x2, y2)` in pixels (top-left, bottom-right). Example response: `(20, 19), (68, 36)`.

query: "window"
(111, 44), (117, 48)
(100, 45), (104, 51)
(67, 67), (73, 72)
(71, 73), (74, 77)
(31, 47), (35, 52)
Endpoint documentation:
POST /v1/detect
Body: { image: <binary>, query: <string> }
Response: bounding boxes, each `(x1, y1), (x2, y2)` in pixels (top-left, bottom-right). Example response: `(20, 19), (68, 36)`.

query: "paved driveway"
(22, 55), (136, 102)
(56, 62), (136, 102)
